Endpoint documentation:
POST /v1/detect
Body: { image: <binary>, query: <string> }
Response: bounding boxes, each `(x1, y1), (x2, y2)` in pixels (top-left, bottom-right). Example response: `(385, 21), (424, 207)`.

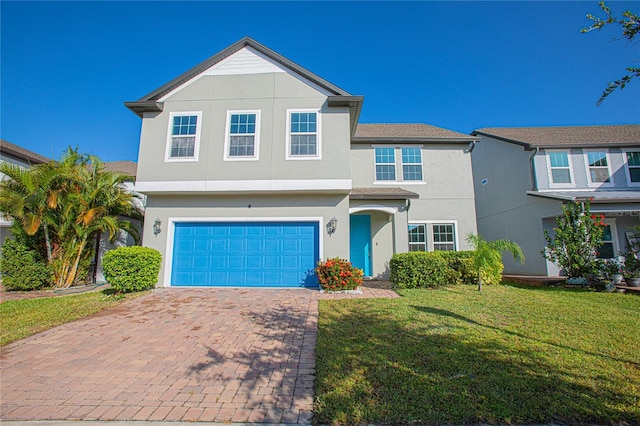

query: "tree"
(581, 1), (640, 105)
(466, 233), (524, 291)
(542, 200), (605, 279)
(0, 148), (142, 288)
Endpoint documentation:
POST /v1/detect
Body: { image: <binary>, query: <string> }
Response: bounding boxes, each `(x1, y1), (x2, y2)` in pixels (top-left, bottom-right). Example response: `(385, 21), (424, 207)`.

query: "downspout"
(530, 146), (539, 191)
(464, 140), (477, 154)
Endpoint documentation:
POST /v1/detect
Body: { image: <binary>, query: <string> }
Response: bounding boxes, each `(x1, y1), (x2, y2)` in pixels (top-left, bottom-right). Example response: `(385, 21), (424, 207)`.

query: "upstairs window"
(226, 111), (260, 160)
(288, 111), (319, 158)
(167, 112), (201, 160)
(548, 151), (572, 184)
(585, 151), (611, 184)
(375, 148), (396, 181)
(626, 151), (640, 183)
(401, 147), (423, 181)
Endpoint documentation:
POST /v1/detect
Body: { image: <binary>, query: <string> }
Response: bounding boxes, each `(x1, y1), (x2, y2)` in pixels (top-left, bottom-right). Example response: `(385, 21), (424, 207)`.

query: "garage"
(170, 221), (320, 287)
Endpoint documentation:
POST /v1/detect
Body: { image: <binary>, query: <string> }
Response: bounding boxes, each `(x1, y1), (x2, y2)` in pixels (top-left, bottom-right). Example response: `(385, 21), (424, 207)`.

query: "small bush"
(316, 258), (363, 292)
(102, 246), (162, 293)
(389, 251), (480, 289)
(0, 239), (51, 291)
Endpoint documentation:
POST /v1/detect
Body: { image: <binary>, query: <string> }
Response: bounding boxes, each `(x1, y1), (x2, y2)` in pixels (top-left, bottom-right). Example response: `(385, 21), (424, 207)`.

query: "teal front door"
(350, 215), (371, 276)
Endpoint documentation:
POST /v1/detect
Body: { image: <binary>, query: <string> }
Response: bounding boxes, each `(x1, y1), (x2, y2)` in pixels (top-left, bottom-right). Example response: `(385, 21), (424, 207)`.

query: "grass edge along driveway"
(315, 283), (640, 425)
(1, 290), (148, 346)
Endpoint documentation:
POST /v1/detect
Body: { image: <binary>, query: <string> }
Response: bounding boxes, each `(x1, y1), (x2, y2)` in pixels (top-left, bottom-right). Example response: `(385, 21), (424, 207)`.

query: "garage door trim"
(163, 216), (324, 287)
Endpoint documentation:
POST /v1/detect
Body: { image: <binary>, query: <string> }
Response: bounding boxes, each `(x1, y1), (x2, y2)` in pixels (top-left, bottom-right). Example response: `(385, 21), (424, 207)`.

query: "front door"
(350, 215), (371, 276)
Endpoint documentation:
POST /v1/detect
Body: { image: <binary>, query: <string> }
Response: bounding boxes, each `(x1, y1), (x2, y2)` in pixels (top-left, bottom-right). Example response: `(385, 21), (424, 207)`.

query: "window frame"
(165, 111), (202, 162)
(408, 220), (458, 252)
(408, 224), (427, 252)
(583, 150), (614, 187)
(374, 146), (397, 182)
(431, 223), (456, 251)
(373, 145), (426, 184)
(545, 149), (574, 188)
(224, 110), (261, 161)
(286, 109), (321, 160)
(597, 219), (619, 260)
(622, 148), (640, 186)
(401, 147), (424, 182)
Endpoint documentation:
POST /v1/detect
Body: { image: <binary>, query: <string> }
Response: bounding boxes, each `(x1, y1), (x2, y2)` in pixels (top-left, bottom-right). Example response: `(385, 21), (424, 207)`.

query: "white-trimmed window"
(225, 111), (260, 160)
(624, 150), (640, 184)
(432, 223), (456, 251)
(547, 151), (573, 185)
(401, 147), (423, 181)
(584, 151), (611, 185)
(597, 220), (618, 259)
(375, 147), (396, 181)
(408, 224), (427, 251)
(287, 110), (320, 159)
(408, 222), (457, 252)
(166, 112), (202, 161)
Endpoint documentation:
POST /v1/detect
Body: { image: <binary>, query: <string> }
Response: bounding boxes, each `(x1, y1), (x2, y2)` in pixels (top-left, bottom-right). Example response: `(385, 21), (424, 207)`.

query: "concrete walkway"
(1, 283), (398, 423)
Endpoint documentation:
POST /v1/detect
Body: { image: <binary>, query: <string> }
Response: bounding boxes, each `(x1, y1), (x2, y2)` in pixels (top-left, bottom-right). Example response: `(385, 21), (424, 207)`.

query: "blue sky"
(1, 1), (639, 162)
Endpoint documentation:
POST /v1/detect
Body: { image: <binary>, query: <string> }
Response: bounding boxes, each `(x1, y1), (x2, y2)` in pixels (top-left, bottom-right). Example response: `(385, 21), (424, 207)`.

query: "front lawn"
(315, 284), (640, 425)
(0, 290), (148, 346)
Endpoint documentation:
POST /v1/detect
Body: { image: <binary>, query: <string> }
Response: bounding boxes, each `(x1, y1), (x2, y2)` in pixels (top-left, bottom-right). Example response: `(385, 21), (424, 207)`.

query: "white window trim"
(163, 216), (324, 287)
(408, 220), (459, 252)
(165, 111), (202, 162)
(401, 147), (424, 182)
(408, 223), (427, 252)
(373, 145), (397, 182)
(373, 145), (426, 184)
(224, 110), (261, 161)
(546, 149), (575, 188)
(622, 148), (640, 187)
(583, 150), (614, 187)
(286, 109), (322, 160)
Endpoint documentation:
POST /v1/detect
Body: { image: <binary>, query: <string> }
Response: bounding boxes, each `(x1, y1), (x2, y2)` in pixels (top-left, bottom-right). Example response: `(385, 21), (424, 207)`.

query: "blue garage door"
(171, 222), (319, 287)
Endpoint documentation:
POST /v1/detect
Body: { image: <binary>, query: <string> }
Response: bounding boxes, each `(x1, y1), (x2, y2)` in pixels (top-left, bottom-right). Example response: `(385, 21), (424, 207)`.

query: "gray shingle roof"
(350, 187), (419, 200)
(0, 139), (50, 165)
(103, 161), (137, 179)
(473, 125), (640, 149)
(354, 124), (476, 142)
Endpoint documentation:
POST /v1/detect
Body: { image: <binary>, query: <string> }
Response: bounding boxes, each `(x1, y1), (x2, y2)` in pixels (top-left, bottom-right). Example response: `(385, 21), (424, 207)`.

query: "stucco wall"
(142, 194), (350, 287)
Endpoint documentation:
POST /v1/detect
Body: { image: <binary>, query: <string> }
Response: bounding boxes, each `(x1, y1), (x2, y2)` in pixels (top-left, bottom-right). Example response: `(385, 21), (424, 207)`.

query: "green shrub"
(438, 251), (478, 285)
(316, 258), (363, 291)
(389, 252), (460, 289)
(0, 239), (51, 291)
(102, 246), (162, 293)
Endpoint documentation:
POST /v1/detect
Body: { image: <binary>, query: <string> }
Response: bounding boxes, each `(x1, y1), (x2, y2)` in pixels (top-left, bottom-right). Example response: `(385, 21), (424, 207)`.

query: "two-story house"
(471, 125), (640, 276)
(126, 37), (478, 288)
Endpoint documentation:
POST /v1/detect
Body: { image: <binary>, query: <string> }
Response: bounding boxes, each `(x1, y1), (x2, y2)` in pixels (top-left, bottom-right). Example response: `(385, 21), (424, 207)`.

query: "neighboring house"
(125, 37), (478, 288)
(0, 139), (51, 250)
(471, 125), (640, 276)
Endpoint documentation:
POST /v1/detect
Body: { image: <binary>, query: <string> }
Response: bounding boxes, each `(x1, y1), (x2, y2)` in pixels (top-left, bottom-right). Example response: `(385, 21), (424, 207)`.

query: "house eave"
(124, 101), (164, 118)
(352, 136), (478, 144)
(327, 95), (364, 138)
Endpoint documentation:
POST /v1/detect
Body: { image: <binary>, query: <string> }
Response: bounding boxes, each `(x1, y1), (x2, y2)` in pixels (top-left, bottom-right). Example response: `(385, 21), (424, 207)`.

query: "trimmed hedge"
(102, 246), (162, 293)
(389, 251), (478, 289)
(0, 239), (51, 291)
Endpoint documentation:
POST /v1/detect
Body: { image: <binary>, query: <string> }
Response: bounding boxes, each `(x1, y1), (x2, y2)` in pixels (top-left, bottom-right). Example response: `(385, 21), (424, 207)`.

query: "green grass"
(0, 290), (147, 346)
(315, 283), (640, 425)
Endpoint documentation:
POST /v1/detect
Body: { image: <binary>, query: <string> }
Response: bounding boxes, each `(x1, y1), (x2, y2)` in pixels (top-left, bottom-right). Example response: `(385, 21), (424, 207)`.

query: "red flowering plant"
(542, 200), (606, 280)
(315, 257), (363, 292)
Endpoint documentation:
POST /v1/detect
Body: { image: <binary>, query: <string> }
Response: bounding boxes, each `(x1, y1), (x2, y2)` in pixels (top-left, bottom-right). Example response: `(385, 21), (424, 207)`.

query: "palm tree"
(1, 147), (142, 288)
(467, 233), (525, 291)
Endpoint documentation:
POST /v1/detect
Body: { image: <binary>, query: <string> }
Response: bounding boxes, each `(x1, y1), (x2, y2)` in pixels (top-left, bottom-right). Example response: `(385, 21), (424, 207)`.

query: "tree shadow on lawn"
(314, 305), (640, 425)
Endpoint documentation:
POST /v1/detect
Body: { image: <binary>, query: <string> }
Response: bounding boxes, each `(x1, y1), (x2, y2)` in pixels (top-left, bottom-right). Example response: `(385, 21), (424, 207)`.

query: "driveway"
(1, 284), (398, 423)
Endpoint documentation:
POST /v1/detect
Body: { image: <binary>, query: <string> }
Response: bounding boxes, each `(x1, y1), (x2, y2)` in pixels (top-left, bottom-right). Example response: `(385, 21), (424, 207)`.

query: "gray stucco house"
(471, 125), (640, 276)
(125, 37), (478, 288)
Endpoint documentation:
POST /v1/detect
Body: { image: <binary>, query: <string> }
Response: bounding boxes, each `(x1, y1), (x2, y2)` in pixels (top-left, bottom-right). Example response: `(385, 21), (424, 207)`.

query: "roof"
(473, 125), (640, 149)
(0, 139), (50, 165)
(350, 187), (419, 200)
(353, 124), (477, 143)
(527, 190), (640, 204)
(125, 37), (364, 137)
(103, 161), (137, 179)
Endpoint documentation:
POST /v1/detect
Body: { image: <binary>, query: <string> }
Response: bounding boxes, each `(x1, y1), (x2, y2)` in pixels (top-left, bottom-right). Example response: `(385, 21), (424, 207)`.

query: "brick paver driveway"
(1, 284), (398, 423)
